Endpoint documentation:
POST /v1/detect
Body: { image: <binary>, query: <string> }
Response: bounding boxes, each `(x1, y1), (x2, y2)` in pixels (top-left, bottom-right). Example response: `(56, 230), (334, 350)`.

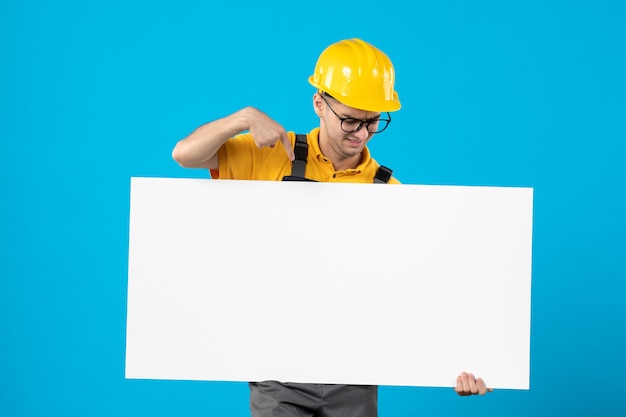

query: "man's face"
(315, 93), (383, 161)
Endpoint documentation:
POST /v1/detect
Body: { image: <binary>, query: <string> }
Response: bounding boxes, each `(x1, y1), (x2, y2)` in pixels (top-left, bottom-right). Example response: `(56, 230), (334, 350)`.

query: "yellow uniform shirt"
(211, 127), (399, 183)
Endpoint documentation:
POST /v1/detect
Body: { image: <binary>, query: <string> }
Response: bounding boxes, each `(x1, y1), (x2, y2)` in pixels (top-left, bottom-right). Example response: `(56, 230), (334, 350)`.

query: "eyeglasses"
(320, 94), (391, 134)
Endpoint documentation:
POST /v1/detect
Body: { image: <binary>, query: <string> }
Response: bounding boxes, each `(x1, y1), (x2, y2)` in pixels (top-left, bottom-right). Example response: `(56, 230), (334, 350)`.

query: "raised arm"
(172, 107), (295, 170)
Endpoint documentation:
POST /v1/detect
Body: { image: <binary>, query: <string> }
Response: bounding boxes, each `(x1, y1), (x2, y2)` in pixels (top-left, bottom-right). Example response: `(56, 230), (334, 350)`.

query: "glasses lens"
(340, 119), (363, 132)
(368, 118), (390, 133)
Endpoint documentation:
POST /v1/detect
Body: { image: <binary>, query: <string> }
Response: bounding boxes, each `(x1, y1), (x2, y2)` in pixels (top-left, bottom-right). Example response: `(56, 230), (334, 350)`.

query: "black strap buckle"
(374, 165), (393, 183)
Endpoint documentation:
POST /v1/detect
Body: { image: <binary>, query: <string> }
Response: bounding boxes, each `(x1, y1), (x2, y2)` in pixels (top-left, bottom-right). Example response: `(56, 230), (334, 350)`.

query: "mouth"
(345, 138), (362, 147)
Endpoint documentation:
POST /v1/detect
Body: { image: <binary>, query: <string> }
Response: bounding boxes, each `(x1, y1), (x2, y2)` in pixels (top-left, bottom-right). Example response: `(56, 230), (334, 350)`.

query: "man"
(172, 38), (491, 417)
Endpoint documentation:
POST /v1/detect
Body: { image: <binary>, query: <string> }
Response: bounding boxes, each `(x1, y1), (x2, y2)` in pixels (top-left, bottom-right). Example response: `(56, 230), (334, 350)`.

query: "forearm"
(171, 108), (251, 169)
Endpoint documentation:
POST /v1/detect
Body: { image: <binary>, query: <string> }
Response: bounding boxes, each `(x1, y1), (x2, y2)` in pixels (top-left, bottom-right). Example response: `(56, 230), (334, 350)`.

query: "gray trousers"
(249, 381), (378, 417)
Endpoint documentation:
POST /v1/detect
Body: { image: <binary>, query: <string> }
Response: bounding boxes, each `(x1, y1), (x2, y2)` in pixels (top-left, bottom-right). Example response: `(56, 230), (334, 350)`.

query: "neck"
(332, 154), (362, 171)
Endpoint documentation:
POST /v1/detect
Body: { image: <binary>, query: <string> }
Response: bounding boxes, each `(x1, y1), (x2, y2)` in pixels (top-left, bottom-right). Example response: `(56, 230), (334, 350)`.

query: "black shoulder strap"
(374, 165), (393, 183)
(291, 134), (308, 178)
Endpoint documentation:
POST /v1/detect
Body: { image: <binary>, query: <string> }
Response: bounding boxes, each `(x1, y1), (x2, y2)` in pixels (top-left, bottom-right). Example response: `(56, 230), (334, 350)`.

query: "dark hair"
(320, 90), (335, 100)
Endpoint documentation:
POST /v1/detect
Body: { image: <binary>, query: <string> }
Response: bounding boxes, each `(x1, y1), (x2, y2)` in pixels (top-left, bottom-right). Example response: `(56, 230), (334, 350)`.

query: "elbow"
(171, 142), (214, 169)
(171, 143), (190, 167)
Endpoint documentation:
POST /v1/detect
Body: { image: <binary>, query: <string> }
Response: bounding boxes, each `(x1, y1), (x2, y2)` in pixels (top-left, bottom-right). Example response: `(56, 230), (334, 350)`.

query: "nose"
(354, 124), (370, 140)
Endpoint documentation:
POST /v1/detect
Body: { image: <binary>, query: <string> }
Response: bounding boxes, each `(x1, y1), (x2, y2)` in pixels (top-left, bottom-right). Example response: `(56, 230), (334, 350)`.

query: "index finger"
(454, 375), (464, 394)
(279, 131), (295, 161)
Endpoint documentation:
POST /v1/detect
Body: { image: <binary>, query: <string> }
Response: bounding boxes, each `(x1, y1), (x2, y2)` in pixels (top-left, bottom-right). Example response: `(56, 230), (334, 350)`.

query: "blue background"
(1, 1), (625, 416)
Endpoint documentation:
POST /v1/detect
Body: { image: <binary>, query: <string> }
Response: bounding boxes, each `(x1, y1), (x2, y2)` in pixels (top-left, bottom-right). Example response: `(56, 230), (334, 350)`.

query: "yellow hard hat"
(308, 38), (401, 112)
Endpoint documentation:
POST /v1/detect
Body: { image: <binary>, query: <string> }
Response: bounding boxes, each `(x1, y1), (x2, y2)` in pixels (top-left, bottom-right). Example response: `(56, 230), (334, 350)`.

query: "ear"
(312, 92), (325, 117)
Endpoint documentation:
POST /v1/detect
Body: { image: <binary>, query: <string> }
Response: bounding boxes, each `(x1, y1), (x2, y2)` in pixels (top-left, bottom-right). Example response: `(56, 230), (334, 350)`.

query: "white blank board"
(126, 177), (533, 389)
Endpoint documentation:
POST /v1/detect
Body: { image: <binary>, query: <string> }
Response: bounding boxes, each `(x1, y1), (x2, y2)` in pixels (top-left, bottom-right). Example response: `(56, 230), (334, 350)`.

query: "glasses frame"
(320, 93), (391, 134)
